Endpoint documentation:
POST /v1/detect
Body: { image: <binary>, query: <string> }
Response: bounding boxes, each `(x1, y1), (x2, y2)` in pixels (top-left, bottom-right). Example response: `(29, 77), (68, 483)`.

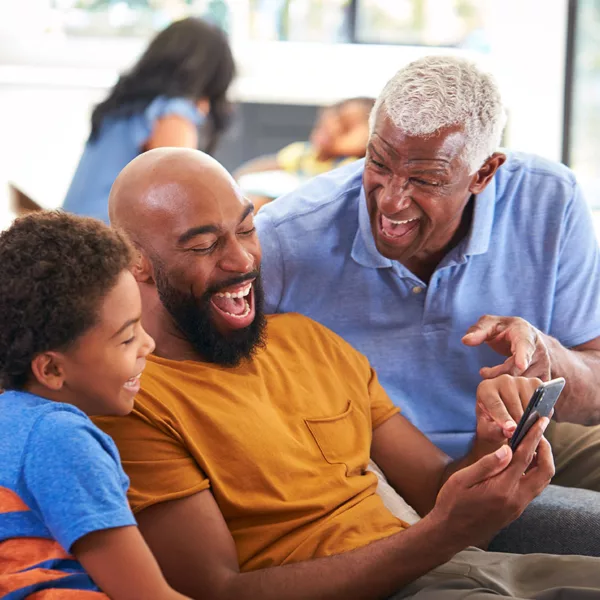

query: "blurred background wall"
(0, 0), (598, 233)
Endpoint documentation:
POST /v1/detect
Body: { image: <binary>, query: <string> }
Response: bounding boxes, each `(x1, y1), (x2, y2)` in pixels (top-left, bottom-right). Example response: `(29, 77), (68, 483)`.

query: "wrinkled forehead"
(370, 110), (467, 166)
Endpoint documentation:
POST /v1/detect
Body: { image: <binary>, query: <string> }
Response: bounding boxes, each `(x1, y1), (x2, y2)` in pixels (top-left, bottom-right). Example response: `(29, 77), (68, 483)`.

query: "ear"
(30, 352), (66, 391)
(131, 246), (155, 285)
(469, 152), (506, 194)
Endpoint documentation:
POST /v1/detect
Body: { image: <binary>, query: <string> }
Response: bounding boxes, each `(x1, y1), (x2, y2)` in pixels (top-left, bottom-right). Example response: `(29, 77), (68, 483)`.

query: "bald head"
(107, 147), (263, 366)
(109, 147), (242, 248)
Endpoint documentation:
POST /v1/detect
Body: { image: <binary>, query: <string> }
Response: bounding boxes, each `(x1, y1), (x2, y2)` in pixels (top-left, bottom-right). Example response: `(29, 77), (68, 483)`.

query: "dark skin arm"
(136, 406), (552, 600)
(137, 490), (456, 600)
(545, 337), (600, 423)
(369, 414), (449, 518)
(371, 376), (544, 516)
(463, 316), (600, 424)
(73, 525), (190, 600)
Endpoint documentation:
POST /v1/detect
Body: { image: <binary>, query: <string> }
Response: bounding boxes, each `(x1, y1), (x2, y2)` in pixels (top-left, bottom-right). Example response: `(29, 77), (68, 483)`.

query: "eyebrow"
(177, 203), (255, 245)
(409, 168), (449, 175)
(177, 224), (218, 245)
(239, 203), (254, 224)
(111, 317), (140, 340)
(370, 135), (400, 159)
(368, 144), (388, 161)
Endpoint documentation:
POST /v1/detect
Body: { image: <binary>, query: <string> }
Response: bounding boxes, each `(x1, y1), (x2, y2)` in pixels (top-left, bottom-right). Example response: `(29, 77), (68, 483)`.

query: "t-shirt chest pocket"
(304, 400), (370, 477)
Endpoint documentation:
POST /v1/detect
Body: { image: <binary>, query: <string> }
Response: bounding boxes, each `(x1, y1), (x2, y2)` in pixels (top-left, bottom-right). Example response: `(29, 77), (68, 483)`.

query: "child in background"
(277, 96), (375, 177)
(235, 97), (374, 210)
(0, 212), (189, 599)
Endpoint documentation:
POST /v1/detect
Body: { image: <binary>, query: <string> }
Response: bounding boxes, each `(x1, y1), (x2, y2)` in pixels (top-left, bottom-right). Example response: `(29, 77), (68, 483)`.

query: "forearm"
(218, 517), (459, 600)
(545, 335), (600, 423)
(74, 526), (191, 600)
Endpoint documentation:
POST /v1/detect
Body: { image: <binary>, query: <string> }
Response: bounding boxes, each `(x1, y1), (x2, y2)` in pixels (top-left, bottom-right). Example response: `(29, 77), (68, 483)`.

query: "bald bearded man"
(95, 148), (600, 600)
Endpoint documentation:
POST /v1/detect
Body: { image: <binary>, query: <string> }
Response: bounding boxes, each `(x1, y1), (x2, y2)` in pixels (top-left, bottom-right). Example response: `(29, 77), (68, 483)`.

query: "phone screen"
(509, 377), (565, 452)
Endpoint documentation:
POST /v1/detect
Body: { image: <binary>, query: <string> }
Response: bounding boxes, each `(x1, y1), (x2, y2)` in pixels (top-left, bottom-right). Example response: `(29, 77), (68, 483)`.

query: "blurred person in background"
(62, 16), (235, 224)
(235, 97), (374, 211)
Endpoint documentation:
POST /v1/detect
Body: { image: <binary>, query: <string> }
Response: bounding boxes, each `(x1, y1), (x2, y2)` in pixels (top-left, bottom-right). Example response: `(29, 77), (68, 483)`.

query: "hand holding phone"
(509, 377), (565, 452)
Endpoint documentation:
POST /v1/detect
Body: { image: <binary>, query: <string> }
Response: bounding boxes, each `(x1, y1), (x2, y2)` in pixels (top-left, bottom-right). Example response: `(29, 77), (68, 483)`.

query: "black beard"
(153, 265), (267, 367)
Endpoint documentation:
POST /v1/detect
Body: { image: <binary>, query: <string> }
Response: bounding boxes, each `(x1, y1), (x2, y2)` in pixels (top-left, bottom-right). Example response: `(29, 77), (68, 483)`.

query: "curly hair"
(0, 211), (134, 389)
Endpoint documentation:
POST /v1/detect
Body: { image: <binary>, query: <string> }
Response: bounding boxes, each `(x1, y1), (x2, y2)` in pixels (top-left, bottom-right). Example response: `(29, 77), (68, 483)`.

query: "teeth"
(124, 373), (141, 388)
(385, 217), (418, 225)
(215, 283), (252, 299)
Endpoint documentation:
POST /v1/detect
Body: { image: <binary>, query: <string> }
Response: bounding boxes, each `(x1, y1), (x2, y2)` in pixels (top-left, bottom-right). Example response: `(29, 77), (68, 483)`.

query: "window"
(248, 0), (492, 47)
(51, 0), (231, 37)
(49, 0), (492, 49)
(565, 0), (600, 209)
(355, 0), (492, 50)
(248, 0), (350, 43)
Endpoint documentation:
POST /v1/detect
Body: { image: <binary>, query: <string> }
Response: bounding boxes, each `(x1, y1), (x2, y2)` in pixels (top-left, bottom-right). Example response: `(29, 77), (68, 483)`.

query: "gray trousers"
(490, 421), (600, 556)
(382, 422), (600, 597)
(391, 547), (600, 599)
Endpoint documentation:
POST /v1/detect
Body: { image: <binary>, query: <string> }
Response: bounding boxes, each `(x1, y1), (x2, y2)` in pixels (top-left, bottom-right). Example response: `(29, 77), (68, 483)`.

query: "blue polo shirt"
(255, 153), (600, 459)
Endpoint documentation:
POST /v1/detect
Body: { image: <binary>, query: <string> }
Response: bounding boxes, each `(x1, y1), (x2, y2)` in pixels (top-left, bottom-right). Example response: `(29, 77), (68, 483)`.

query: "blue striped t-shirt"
(0, 391), (135, 598)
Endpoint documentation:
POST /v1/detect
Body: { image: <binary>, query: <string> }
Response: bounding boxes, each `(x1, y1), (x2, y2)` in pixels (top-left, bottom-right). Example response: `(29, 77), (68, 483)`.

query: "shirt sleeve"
(550, 182), (600, 347)
(145, 96), (205, 127)
(132, 96), (205, 148)
(22, 410), (136, 552)
(255, 211), (285, 314)
(94, 401), (210, 514)
(368, 367), (400, 429)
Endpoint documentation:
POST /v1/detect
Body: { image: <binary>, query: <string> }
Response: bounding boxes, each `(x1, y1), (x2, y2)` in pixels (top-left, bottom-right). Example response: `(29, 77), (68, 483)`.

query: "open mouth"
(210, 280), (256, 330)
(379, 214), (420, 243)
(123, 372), (142, 393)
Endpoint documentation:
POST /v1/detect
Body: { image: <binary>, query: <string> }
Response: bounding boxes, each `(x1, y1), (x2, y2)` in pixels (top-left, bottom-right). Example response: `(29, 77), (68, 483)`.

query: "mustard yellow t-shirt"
(96, 313), (406, 570)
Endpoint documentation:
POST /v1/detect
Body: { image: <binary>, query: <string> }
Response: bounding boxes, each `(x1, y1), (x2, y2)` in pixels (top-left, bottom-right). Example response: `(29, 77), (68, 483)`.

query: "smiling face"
(135, 158), (266, 366)
(171, 200), (261, 335)
(364, 112), (479, 271)
(58, 269), (155, 416)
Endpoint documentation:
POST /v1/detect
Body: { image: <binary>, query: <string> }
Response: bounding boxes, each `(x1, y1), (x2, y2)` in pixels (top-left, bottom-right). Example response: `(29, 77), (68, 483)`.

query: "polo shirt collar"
(461, 175), (496, 257)
(351, 187), (393, 269)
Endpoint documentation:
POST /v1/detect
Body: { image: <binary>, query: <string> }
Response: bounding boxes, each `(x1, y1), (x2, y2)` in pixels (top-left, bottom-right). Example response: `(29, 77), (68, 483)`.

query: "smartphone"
(509, 377), (565, 452)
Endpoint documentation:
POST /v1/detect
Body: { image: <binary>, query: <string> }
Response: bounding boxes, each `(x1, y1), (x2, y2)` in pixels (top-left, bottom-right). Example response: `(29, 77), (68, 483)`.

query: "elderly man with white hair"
(256, 55), (600, 550)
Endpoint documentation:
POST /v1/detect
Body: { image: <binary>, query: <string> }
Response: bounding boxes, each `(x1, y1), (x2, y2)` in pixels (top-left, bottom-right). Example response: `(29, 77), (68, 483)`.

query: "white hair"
(370, 55), (507, 174)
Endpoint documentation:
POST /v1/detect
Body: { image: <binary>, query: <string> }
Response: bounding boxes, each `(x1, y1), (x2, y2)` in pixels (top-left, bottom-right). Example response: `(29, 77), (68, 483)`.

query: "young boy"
(0, 211), (189, 599)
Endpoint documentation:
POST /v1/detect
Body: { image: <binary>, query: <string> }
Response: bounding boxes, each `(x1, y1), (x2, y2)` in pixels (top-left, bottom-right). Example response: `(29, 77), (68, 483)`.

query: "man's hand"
(430, 416), (554, 548)
(462, 315), (551, 380)
(474, 375), (543, 456)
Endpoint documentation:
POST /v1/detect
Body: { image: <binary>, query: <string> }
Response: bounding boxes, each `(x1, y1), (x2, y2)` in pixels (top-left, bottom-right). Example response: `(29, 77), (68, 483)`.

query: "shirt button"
(412, 286), (424, 294)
